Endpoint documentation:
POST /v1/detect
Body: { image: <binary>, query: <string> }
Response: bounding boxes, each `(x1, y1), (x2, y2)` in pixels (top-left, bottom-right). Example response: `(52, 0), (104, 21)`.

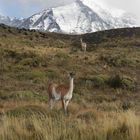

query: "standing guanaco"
(80, 38), (87, 53)
(47, 72), (75, 114)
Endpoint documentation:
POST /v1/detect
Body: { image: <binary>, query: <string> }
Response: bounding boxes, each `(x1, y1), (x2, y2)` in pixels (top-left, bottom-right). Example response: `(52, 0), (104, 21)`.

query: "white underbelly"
(52, 88), (61, 100)
(53, 93), (61, 100)
(64, 93), (72, 100)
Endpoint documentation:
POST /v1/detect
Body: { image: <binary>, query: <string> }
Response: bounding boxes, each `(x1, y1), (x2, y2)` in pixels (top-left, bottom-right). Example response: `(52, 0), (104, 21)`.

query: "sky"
(0, 0), (139, 20)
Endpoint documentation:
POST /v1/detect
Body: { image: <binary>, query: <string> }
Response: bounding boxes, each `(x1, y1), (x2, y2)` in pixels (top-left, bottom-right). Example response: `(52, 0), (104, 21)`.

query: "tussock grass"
(0, 109), (139, 140)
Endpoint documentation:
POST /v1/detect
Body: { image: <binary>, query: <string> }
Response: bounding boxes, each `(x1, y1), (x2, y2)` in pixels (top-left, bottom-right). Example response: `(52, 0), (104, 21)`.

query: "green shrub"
(6, 105), (47, 117)
(23, 32), (28, 35)
(73, 94), (82, 104)
(0, 90), (48, 101)
(55, 52), (69, 59)
(46, 70), (59, 80)
(0, 91), (14, 100)
(16, 70), (46, 81)
(100, 54), (131, 67)
(12, 65), (29, 72)
(4, 49), (18, 59)
(80, 75), (108, 88)
(122, 76), (136, 91)
(4, 50), (39, 64)
(19, 57), (41, 67)
(107, 74), (136, 90)
(94, 95), (117, 103)
(122, 101), (132, 111)
(79, 74), (136, 91)
(31, 70), (46, 79)
(107, 74), (123, 88)
(77, 111), (96, 121)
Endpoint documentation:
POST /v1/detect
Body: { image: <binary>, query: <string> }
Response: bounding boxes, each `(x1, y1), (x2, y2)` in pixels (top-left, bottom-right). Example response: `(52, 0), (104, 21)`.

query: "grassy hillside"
(0, 24), (140, 140)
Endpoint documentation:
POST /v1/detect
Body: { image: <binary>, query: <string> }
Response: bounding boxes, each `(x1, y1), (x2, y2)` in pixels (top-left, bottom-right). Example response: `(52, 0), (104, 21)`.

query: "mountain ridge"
(0, 0), (139, 34)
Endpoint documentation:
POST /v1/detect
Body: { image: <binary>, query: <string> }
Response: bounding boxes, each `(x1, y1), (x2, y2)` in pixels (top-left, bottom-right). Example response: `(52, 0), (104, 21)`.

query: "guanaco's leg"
(49, 99), (55, 109)
(62, 99), (70, 114)
(61, 99), (65, 111)
(65, 100), (70, 113)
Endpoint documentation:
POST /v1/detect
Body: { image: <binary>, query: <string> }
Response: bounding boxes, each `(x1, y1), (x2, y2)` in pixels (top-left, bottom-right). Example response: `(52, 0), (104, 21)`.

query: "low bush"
(55, 52), (70, 60)
(46, 70), (59, 80)
(0, 90), (48, 101)
(16, 70), (46, 81)
(6, 105), (47, 117)
(108, 74), (136, 90)
(107, 74), (123, 88)
(79, 75), (108, 88)
(99, 54), (132, 67)
(77, 111), (96, 121)
(79, 74), (137, 90)
(19, 57), (41, 67)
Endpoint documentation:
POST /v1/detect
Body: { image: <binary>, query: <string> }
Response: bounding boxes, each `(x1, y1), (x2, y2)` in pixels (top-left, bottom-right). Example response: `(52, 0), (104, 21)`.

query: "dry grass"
(0, 107), (139, 140)
(0, 25), (140, 140)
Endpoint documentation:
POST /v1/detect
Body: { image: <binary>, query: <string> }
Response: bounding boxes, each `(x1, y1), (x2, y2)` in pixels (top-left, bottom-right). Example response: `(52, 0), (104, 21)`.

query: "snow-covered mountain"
(0, 14), (24, 27)
(19, 9), (61, 32)
(0, 14), (11, 25)
(0, 0), (139, 34)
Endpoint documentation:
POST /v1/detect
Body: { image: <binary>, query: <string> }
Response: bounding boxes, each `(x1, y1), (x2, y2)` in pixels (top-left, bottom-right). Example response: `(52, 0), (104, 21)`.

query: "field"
(0, 24), (140, 140)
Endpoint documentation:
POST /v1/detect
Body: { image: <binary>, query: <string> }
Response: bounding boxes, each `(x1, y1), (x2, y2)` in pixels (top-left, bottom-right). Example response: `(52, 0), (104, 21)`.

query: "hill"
(0, 24), (140, 140)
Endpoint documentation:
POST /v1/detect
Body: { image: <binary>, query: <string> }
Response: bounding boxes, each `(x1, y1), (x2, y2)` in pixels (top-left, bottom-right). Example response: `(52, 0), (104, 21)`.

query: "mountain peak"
(0, 1), (138, 34)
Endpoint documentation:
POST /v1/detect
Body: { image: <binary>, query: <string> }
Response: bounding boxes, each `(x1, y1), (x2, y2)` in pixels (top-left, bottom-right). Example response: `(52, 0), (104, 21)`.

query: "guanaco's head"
(69, 72), (75, 79)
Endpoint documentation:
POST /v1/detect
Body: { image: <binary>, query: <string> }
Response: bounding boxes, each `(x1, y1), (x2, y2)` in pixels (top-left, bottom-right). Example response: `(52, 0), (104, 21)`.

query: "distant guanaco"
(47, 72), (75, 114)
(80, 38), (87, 53)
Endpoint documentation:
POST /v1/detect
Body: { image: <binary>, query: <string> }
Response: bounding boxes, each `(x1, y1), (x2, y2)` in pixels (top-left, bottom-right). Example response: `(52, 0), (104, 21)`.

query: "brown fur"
(55, 84), (70, 98)
(47, 83), (57, 99)
(48, 83), (70, 100)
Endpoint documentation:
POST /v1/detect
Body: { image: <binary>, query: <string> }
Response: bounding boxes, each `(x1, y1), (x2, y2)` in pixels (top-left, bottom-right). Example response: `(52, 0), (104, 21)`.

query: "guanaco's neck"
(69, 77), (74, 94)
(80, 39), (83, 43)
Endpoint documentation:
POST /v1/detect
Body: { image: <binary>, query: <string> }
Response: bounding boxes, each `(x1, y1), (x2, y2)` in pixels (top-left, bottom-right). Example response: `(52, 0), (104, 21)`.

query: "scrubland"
(0, 24), (140, 140)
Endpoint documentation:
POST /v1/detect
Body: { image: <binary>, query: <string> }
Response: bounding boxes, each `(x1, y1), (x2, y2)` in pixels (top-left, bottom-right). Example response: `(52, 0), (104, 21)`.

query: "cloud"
(96, 0), (140, 20)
